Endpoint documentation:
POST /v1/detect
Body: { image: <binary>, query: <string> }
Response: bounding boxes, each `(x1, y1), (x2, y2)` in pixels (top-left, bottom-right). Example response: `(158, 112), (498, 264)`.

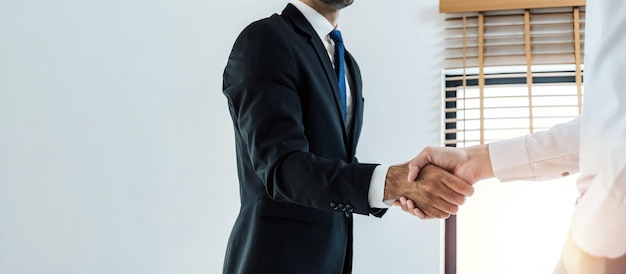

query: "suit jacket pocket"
(256, 198), (320, 224)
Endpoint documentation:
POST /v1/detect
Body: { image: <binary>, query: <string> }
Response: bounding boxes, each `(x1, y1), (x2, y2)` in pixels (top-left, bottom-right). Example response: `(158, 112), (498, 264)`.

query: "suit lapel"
(345, 51), (362, 160)
(281, 4), (351, 150)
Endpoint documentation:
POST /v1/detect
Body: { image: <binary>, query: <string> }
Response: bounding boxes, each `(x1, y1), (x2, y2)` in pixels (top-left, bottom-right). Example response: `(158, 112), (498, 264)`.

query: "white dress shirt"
(291, 1), (354, 129)
(290, 1), (390, 208)
(489, 0), (626, 260)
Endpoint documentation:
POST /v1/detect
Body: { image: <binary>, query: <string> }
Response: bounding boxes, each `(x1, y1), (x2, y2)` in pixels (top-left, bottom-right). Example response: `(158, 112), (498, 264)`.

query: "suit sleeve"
(223, 20), (380, 216)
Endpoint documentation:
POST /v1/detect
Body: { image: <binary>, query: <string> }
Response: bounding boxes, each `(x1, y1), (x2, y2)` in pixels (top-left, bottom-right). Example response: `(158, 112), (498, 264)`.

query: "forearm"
(270, 151), (378, 215)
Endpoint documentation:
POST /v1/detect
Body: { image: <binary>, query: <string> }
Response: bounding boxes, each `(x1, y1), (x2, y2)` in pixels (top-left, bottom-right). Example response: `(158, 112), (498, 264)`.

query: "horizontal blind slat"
(444, 6), (584, 147)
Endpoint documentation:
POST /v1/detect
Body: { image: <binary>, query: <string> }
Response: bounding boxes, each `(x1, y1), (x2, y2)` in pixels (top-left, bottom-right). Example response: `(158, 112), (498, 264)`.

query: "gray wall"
(0, 0), (445, 273)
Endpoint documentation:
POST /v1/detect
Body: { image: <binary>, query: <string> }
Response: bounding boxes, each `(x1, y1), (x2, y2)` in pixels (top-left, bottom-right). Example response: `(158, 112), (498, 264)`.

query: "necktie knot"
(329, 29), (343, 45)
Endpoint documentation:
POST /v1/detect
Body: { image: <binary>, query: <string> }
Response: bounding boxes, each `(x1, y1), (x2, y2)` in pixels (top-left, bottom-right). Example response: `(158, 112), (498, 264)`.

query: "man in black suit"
(221, 0), (474, 273)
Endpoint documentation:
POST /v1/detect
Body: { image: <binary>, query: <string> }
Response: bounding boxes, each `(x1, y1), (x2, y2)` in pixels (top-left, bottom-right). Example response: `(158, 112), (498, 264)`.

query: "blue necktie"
(329, 29), (347, 123)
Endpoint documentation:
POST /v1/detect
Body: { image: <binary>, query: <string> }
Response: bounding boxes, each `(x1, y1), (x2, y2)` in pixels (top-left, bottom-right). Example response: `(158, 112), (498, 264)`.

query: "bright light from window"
(453, 83), (582, 274)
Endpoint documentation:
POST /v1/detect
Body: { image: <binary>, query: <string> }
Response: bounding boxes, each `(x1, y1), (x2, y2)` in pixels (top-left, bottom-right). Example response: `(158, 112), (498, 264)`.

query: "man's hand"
(396, 145), (495, 218)
(384, 164), (474, 219)
(407, 145), (494, 184)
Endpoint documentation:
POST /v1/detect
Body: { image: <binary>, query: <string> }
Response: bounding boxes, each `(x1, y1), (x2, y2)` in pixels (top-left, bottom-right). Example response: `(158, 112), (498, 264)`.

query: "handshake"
(383, 144), (495, 219)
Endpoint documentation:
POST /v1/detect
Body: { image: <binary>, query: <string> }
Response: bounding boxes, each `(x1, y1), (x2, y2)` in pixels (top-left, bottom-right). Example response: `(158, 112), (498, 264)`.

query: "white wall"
(0, 0), (444, 273)
(342, 1), (446, 273)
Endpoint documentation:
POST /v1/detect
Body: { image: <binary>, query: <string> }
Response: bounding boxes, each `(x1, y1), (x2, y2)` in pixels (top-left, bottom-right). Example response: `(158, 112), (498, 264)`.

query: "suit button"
(330, 202), (338, 210)
(338, 203), (346, 211)
(344, 212), (351, 218)
(345, 204), (354, 212)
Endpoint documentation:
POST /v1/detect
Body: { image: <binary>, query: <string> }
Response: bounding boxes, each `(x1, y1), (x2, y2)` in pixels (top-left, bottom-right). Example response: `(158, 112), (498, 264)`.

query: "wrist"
(383, 165), (405, 200)
(467, 144), (494, 180)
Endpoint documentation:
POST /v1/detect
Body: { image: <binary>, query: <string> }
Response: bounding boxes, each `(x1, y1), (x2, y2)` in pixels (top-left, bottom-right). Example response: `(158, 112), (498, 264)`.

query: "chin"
(321, 0), (354, 9)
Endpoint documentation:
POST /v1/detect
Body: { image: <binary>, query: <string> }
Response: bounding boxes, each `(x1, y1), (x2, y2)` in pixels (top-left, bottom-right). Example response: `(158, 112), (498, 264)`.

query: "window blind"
(445, 8), (585, 69)
(440, 0), (586, 13)
(442, 5), (586, 274)
(444, 7), (586, 145)
(445, 73), (583, 147)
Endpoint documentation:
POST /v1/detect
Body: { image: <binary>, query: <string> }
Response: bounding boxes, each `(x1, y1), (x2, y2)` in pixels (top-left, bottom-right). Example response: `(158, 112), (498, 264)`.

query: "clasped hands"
(383, 144), (494, 219)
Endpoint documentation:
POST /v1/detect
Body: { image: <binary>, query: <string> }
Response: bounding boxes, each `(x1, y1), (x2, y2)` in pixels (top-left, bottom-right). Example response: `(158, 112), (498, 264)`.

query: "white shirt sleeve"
(368, 165), (392, 208)
(488, 117), (581, 182)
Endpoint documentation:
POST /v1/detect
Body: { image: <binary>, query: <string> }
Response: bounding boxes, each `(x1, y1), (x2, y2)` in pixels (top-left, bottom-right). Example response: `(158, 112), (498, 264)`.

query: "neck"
(299, 0), (340, 27)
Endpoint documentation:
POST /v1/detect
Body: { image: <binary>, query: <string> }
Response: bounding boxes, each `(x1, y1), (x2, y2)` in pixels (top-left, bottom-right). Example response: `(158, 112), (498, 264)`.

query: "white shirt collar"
(290, 0), (337, 40)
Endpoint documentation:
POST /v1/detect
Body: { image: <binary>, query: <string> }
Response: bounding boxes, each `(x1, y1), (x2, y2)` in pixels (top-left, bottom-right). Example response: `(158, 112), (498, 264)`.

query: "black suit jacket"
(222, 4), (385, 274)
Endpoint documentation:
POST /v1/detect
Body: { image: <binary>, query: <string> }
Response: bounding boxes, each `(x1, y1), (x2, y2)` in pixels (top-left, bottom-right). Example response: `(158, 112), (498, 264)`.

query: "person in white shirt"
(397, 0), (626, 273)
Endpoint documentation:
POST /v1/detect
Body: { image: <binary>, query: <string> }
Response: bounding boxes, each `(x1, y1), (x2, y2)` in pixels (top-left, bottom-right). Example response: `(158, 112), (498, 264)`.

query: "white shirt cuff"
(368, 165), (393, 208)
(489, 136), (534, 182)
